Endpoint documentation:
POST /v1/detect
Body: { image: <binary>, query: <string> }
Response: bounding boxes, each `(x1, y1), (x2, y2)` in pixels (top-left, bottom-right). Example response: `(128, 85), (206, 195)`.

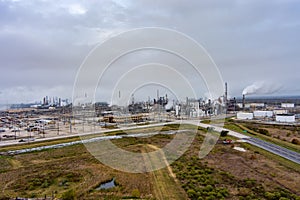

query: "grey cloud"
(1, 0), (300, 103)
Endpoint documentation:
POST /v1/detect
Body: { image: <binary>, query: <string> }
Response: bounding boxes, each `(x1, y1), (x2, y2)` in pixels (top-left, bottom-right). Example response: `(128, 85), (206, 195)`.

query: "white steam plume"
(242, 81), (282, 95)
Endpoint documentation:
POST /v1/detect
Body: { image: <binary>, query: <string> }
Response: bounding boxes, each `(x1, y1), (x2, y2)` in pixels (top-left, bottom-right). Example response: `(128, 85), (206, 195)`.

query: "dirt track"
(141, 144), (187, 200)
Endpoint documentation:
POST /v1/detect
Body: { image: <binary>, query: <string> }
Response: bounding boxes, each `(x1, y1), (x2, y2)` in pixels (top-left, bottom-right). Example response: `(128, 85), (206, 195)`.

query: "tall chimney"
(242, 94), (245, 110)
(225, 82), (228, 102)
(224, 82), (228, 112)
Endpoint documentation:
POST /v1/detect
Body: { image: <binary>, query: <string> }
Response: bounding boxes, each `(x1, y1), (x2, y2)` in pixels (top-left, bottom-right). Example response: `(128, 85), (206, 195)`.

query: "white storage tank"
(275, 114), (295, 123)
(281, 103), (294, 108)
(237, 103), (250, 109)
(237, 112), (253, 120)
(244, 104), (251, 108)
(175, 105), (180, 116)
(253, 111), (273, 118)
(250, 103), (265, 108)
(273, 110), (288, 115)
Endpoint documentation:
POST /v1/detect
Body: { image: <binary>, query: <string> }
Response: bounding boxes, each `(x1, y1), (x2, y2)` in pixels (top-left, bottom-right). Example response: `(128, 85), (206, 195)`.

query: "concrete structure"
(237, 103), (250, 109)
(237, 112), (253, 120)
(237, 103), (266, 109)
(253, 110), (273, 118)
(273, 109), (288, 115)
(281, 103), (295, 108)
(275, 114), (296, 123)
(249, 103), (265, 108)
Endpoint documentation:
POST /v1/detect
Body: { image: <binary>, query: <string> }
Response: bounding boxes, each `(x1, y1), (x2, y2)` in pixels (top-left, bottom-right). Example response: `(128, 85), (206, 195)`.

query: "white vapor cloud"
(242, 81), (282, 95)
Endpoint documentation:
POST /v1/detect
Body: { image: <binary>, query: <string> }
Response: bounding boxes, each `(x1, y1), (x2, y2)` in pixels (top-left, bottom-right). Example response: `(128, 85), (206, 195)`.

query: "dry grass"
(205, 144), (300, 194)
(0, 125), (299, 199)
(0, 144), (154, 199)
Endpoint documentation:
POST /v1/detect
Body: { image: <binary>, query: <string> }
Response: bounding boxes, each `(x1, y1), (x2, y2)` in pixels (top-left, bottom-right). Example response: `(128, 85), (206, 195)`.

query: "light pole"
(69, 116), (72, 134)
(57, 118), (59, 135)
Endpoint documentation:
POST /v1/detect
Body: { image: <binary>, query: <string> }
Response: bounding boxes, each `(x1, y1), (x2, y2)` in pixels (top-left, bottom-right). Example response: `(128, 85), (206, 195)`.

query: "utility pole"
(43, 124), (45, 138)
(82, 115), (84, 132)
(57, 118), (59, 135)
(225, 82), (228, 103)
(69, 116), (72, 134)
(13, 122), (16, 140)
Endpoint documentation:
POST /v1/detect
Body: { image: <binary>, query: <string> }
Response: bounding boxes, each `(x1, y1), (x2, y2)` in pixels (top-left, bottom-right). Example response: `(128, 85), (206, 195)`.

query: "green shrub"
(131, 189), (140, 198)
(258, 129), (270, 136)
(0, 195), (10, 200)
(279, 197), (290, 200)
(187, 189), (196, 198)
(41, 180), (50, 188)
(220, 130), (229, 137)
(264, 191), (275, 199)
(61, 189), (76, 200)
(291, 138), (300, 145)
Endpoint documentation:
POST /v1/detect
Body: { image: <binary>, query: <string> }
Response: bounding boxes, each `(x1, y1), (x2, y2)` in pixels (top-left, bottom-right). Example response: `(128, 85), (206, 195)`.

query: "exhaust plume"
(242, 81), (282, 95)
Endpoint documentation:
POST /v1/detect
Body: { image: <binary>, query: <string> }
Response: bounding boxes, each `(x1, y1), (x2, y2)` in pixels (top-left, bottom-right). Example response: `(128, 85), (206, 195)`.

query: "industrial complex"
(1, 83), (300, 142)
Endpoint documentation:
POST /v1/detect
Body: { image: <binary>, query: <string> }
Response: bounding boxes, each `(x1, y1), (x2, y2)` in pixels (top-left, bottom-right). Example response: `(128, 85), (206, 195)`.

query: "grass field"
(0, 124), (299, 199)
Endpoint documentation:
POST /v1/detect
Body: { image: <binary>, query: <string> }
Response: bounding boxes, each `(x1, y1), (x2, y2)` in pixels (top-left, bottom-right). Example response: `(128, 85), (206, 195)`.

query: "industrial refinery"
(1, 82), (299, 145)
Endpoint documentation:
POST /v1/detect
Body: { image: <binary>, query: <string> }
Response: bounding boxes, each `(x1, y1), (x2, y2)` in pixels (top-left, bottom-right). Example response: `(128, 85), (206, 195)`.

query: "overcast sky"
(0, 0), (300, 104)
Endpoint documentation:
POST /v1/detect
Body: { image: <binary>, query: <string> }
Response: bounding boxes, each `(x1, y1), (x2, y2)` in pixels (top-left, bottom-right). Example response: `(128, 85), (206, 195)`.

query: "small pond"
(96, 178), (116, 190)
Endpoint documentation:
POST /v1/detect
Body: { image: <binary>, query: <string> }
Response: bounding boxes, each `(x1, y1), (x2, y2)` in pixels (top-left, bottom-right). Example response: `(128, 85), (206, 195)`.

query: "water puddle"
(96, 178), (116, 190)
(233, 146), (246, 152)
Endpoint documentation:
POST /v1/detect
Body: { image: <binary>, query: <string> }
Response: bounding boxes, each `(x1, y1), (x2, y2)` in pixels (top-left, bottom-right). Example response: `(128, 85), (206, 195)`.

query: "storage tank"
(250, 103), (265, 108)
(273, 110), (288, 115)
(175, 105), (180, 116)
(275, 114), (295, 123)
(253, 111), (273, 118)
(237, 112), (253, 120)
(281, 103), (295, 108)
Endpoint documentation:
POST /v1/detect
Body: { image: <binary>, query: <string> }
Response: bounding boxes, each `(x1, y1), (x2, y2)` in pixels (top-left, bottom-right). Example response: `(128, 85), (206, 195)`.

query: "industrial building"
(281, 103), (295, 108)
(275, 114), (296, 123)
(253, 110), (273, 118)
(237, 112), (254, 120)
(273, 109), (288, 115)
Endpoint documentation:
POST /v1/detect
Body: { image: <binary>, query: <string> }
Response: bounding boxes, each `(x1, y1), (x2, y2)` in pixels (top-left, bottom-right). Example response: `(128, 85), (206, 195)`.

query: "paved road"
(182, 120), (250, 139)
(243, 137), (300, 164)
(184, 120), (300, 165)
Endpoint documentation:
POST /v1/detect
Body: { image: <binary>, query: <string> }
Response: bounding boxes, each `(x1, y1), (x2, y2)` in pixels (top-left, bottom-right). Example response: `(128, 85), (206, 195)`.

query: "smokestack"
(131, 94), (134, 105)
(242, 94), (245, 110)
(225, 82), (228, 102)
(224, 82), (228, 112)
